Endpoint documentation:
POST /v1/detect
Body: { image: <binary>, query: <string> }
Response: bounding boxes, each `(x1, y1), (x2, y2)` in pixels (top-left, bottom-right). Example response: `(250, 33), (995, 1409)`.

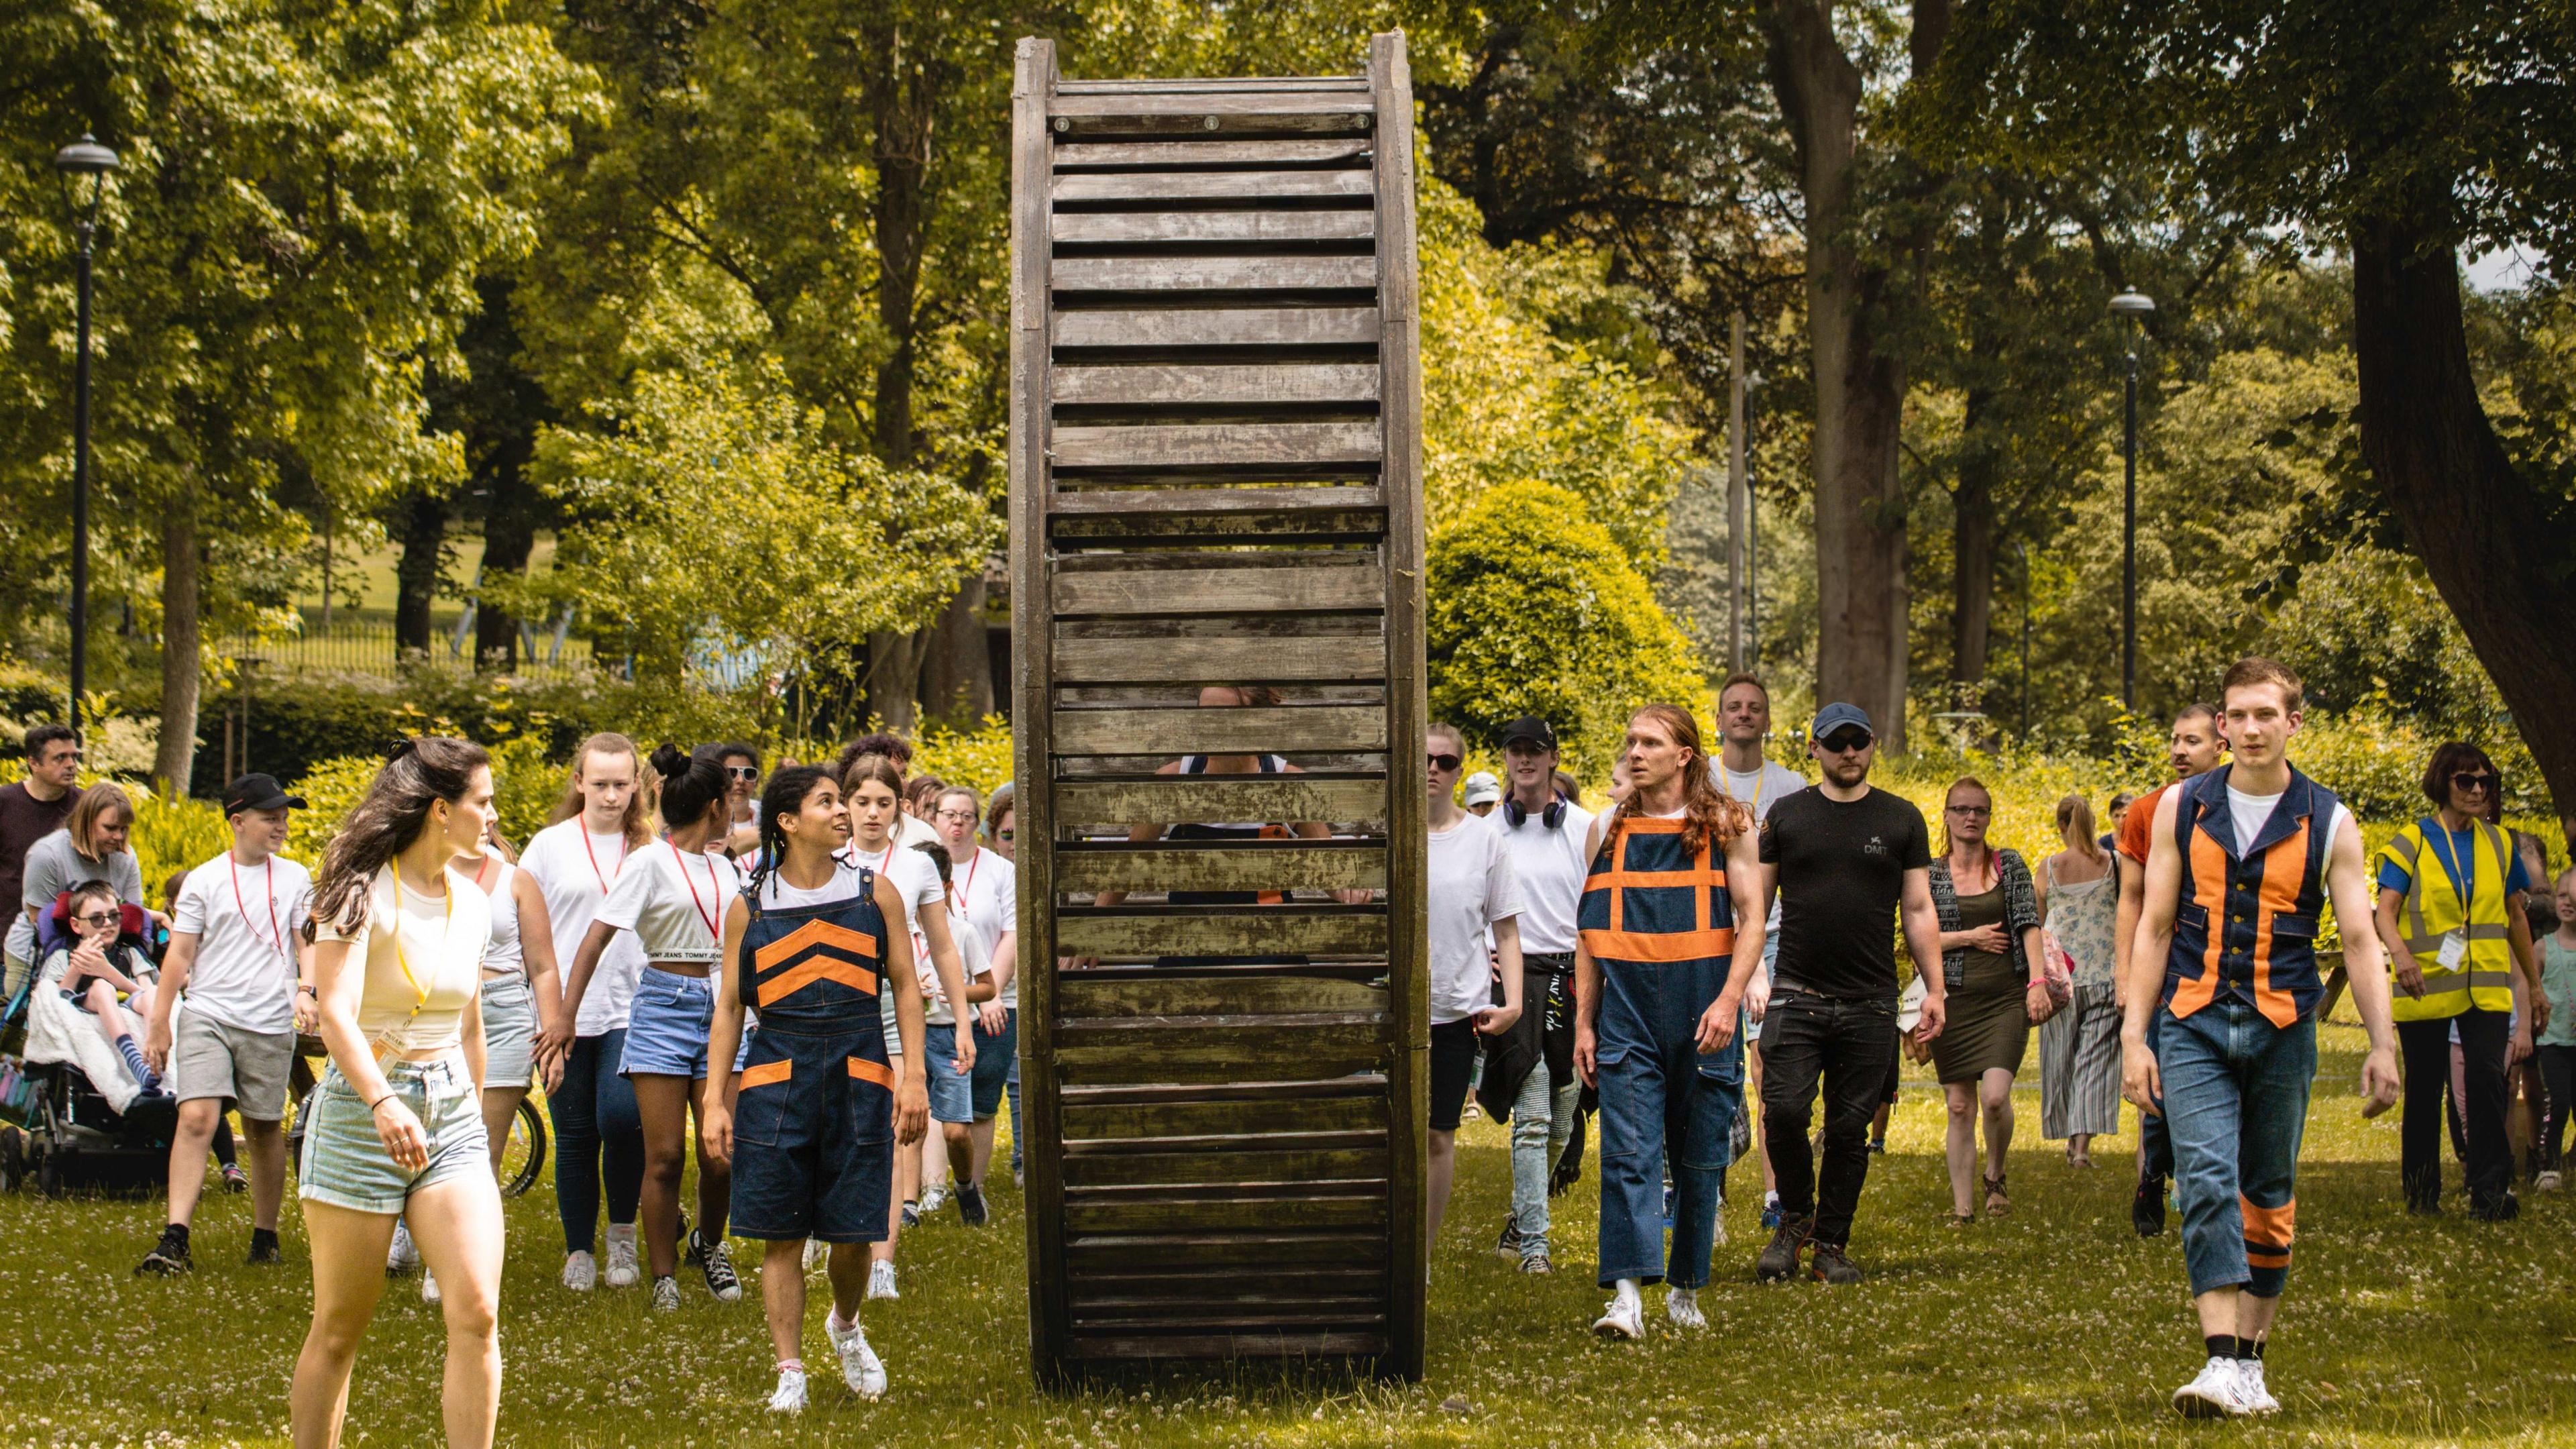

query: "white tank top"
(478, 857), (524, 977)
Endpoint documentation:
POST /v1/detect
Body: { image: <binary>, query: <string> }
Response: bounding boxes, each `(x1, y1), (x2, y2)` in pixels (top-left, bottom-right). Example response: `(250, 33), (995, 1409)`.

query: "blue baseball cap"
(1810, 702), (1874, 741)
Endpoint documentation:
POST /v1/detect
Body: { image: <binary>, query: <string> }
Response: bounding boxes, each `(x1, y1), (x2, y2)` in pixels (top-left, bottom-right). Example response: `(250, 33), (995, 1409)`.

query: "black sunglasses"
(1428, 752), (1462, 771)
(74, 910), (119, 927)
(1819, 731), (1874, 754)
(2451, 771), (2497, 793)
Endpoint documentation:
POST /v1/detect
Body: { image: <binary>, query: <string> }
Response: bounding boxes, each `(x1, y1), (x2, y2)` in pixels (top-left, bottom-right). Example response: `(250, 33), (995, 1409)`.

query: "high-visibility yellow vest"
(2375, 816), (2518, 1022)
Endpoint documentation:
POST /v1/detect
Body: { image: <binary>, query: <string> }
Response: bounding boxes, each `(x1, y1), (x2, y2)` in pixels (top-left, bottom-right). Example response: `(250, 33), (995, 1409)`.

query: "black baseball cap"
(1498, 716), (1558, 752)
(1810, 702), (1875, 742)
(223, 773), (307, 816)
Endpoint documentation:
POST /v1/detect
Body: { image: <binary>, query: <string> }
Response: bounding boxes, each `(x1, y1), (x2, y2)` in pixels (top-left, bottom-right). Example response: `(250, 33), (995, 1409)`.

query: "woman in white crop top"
(290, 737), (505, 1449)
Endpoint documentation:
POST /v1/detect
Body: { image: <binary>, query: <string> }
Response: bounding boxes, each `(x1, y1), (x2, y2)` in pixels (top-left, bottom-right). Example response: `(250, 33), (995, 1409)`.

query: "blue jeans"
(1595, 957), (1740, 1289)
(2157, 1000), (2315, 1297)
(554, 1028), (645, 1254)
(1507, 1060), (1576, 1260)
(2139, 1010), (2172, 1177)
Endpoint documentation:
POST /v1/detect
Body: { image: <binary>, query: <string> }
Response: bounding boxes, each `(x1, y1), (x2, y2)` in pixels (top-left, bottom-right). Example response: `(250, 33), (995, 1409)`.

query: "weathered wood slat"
(1051, 255), (1377, 294)
(1060, 1147), (1387, 1186)
(1053, 562), (1383, 615)
(1066, 1331), (1389, 1359)
(1062, 1091), (1383, 1140)
(1053, 307), (1379, 351)
(1068, 1263), (1384, 1293)
(1053, 549), (1378, 574)
(1054, 843), (1384, 894)
(1050, 421), (1381, 471)
(1052, 91), (1375, 116)
(1068, 1194), (1387, 1234)
(1053, 138), (1374, 168)
(1070, 1307), (1387, 1329)
(1058, 972), (1386, 1017)
(1051, 631), (1383, 685)
(1064, 1230), (1387, 1270)
(1054, 909), (1390, 959)
(1052, 362), (1380, 407)
(1053, 170), (1374, 204)
(1053, 78), (1368, 95)
(1053, 209), (1375, 244)
(1053, 773), (1386, 824)
(1056, 1036), (1384, 1086)
(1067, 1177), (1386, 1203)
(1048, 483), (1382, 516)
(1052, 704), (1387, 755)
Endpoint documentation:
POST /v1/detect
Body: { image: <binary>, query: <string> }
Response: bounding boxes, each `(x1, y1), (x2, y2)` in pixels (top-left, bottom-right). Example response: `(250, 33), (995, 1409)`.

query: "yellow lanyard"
(390, 871), (453, 1020)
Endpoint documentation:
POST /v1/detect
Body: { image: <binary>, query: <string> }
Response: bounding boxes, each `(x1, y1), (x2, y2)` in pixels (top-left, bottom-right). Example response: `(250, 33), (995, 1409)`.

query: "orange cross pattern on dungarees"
(1582, 819), (1739, 964)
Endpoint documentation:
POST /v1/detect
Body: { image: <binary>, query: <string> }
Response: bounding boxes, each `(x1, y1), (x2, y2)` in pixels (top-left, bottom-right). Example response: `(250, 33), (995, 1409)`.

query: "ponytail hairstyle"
(649, 743), (728, 835)
(2057, 794), (2104, 865)
(1608, 704), (1746, 861)
(745, 763), (834, 915)
(551, 731), (649, 847)
(314, 737), (491, 935)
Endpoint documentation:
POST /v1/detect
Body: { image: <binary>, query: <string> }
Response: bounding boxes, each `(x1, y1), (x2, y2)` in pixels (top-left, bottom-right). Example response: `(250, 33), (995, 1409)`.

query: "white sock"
(827, 1308), (855, 1333)
(606, 1222), (637, 1248)
(1613, 1277), (1642, 1313)
(1764, 1190), (1780, 1208)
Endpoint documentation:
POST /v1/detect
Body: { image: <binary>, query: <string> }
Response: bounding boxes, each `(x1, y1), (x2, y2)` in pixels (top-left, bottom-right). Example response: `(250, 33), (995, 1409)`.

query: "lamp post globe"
(53, 133), (119, 733)
(2110, 290), (2154, 710)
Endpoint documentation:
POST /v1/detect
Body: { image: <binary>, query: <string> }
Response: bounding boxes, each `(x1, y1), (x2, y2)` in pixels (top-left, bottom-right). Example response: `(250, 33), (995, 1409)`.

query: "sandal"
(1984, 1175), (2010, 1217)
(1944, 1210), (1976, 1228)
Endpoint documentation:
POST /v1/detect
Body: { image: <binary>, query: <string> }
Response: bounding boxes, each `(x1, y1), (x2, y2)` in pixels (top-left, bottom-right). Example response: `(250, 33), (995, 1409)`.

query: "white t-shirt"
(1723, 761), (1805, 970)
(2224, 786), (2351, 860)
(598, 839), (743, 966)
(1493, 800), (1593, 956)
(472, 858), (524, 977)
(521, 819), (649, 1036)
(1428, 814), (1523, 1025)
(315, 866), (492, 1057)
(171, 851), (314, 1034)
(949, 846), (1018, 1009)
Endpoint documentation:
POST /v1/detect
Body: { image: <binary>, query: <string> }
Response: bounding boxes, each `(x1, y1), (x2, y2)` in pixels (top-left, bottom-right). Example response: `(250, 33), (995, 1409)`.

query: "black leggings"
(2539, 1043), (2576, 1173)
(2398, 1010), (2510, 1210)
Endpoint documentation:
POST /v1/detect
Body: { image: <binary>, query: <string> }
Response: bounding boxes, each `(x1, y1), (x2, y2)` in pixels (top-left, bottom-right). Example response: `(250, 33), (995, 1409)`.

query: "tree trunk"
(393, 490), (447, 657)
(1768, 0), (1948, 750)
(2350, 213), (2576, 821)
(916, 572), (993, 726)
(1949, 388), (1998, 698)
(474, 474), (540, 672)
(861, 23), (934, 468)
(865, 630), (929, 733)
(154, 496), (201, 794)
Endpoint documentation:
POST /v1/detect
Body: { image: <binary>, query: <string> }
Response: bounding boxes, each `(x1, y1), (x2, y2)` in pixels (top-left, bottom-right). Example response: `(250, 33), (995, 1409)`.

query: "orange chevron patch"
(756, 957), (880, 1008)
(754, 919), (879, 975)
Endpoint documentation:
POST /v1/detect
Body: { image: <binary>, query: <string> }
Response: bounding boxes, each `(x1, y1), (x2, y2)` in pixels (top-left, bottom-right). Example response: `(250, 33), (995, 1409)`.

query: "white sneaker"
(803, 1238), (826, 1273)
(562, 1250), (598, 1292)
(828, 1313), (889, 1399)
(2538, 1170), (2564, 1193)
(421, 1269), (441, 1305)
(920, 1184), (949, 1216)
(2172, 1356), (2253, 1418)
(604, 1235), (640, 1289)
(386, 1221), (419, 1275)
(866, 1258), (899, 1301)
(1665, 1288), (1706, 1331)
(766, 1367), (808, 1415)
(2237, 1358), (2281, 1415)
(1592, 1294), (1645, 1341)
(651, 1275), (680, 1311)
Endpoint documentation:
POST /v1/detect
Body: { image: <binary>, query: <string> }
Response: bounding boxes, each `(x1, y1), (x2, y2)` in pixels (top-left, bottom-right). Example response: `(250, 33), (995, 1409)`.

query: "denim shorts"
(299, 1056), (490, 1215)
(479, 971), (537, 1089)
(621, 968), (714, 1079)
(927, 1010), (1016, 1123)
(731, 1025), (894, 1243)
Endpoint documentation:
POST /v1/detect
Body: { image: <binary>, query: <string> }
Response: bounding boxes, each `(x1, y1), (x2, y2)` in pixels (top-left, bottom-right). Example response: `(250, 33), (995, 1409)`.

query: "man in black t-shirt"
(1752, 702), (1947, 1284)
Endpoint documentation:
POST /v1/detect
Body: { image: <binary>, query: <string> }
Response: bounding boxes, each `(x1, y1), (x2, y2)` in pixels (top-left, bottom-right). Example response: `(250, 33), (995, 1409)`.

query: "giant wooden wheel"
(1008, 31), (1429, 1381)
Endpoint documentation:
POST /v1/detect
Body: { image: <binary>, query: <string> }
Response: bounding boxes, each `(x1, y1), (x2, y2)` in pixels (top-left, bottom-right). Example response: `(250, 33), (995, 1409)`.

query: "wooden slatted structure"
(1009, 32), (1428, 1382)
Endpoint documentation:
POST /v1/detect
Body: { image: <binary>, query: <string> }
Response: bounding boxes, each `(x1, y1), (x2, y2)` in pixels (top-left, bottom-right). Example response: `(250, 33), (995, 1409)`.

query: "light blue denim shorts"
(298, 1056), (490, 1215)
(478, 971), (537, 1089)
(621, 967), (714, 1079)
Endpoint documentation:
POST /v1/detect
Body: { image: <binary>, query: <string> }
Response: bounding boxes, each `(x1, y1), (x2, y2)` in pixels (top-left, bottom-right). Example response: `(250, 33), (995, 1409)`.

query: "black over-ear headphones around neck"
(1505, 795), (1568, 830)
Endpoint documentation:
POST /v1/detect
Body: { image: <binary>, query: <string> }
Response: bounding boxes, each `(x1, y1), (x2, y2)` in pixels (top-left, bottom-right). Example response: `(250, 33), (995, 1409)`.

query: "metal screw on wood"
(1054, 117), (1069, 133)
(1203, 116), (1219, 130)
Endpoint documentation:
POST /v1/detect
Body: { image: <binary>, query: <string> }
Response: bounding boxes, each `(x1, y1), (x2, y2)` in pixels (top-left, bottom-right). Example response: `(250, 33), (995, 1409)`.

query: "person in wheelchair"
(50, 881), (168, 1096)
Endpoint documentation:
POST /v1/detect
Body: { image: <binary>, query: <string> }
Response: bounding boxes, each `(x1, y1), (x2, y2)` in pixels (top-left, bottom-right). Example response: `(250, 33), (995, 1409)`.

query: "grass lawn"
(6, 1015), (2575, 1447)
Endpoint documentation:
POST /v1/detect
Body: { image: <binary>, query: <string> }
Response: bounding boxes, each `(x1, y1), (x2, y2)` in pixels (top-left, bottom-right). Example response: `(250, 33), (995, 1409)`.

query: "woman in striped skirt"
(2038, 794), (2123, 1165)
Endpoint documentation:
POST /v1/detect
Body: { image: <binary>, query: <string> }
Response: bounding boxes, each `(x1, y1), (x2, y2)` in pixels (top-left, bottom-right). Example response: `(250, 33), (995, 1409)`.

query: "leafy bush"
(1427, 481), (1707, 777)
(913, 716), (1013, 802)
(285, 755), (388, 866)
(127, 788), (232, 898)
(285, 735), (569, 866)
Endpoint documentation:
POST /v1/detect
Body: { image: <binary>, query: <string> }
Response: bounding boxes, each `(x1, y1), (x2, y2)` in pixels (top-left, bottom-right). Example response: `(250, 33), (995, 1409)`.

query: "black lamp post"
(2109, 289), (2155, 711)
(54, 133), (119, 733)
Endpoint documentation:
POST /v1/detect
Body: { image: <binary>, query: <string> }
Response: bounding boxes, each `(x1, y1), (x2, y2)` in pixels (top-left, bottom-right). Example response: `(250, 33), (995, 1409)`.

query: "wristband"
(368, 1093), (395, 1113)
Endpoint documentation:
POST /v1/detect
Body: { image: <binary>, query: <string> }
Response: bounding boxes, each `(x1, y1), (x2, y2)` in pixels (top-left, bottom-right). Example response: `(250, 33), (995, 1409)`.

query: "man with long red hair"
(1572, 704), (1767, 1340)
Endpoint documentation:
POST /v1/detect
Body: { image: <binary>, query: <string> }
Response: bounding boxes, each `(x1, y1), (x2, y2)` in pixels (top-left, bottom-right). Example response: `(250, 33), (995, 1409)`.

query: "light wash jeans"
(2158, 998), (2315, 1297)
(1507, 1061), (1577, 1260)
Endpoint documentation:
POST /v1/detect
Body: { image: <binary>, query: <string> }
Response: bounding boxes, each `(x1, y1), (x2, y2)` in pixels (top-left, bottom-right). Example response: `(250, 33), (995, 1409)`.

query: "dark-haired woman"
(2372, 741), (2537, 1218)
(522, 733), (651, 1291)
(289, 739), (503, 1449)
(565, 745), (745, 1308)
(840, 754), (973, 1300)
(703, 766), (926, 1412)
(1927, 777), (2048, 1222)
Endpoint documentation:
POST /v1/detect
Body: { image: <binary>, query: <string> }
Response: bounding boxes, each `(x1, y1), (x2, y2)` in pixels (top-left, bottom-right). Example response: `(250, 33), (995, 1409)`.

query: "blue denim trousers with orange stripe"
(2157, 998), (2316, 1297)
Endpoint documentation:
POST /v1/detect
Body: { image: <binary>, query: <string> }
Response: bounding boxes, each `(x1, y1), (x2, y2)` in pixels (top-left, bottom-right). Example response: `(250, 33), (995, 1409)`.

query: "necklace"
(674, 840), (721, 943)
(580, 824), (628, 895)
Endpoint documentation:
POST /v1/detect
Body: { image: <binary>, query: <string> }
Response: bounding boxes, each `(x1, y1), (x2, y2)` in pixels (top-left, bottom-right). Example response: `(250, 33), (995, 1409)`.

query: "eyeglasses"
(1428, 752), (1462, 771)
(996, 828), (1015, 841)
(933, 808), (978, 825)
(1946, 804), (1991, 817)
(725, 766), (759, 782)
(73, 911), (117, 928)
(2450, 771), (2497, 793)
(1819, 731), (1874, 754)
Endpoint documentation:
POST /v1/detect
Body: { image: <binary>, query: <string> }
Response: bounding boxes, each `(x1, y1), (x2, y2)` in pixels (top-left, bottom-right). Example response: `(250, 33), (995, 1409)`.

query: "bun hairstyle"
(314, 737), (492, 934)
(649, 743), (729, 833)
(746, 763), (835, 912)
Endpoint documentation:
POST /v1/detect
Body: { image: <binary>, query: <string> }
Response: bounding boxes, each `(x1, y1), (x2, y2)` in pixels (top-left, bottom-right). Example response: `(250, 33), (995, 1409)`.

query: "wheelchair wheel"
(500, 1097), (546, 1198)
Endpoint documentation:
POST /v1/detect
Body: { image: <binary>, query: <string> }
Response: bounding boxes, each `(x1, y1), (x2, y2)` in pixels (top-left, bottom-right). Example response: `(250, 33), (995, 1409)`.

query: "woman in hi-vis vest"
(2372, 742), (2538, 1220)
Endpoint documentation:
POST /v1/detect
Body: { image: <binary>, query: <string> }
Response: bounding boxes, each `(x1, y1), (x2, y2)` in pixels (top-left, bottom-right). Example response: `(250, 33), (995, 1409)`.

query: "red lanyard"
(673, 842), (720, 943)
(957, 847), (980, 907)
(581, 827), (627, 895)
(229, 855), (282, 958)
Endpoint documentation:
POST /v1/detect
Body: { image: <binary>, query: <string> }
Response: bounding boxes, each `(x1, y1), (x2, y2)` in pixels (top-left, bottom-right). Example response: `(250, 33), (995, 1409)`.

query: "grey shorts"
(298, 1056), (491, 1215)
(480, 971), (537, 1089)
(173, 1008), (295, 1120)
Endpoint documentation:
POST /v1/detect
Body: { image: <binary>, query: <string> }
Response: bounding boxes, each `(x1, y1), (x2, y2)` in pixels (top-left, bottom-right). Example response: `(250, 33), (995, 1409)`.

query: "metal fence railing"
(228, 605), (598, 680)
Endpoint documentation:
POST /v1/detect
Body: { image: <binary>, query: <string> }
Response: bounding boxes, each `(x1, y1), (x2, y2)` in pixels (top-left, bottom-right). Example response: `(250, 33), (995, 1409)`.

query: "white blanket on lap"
(24, 957), (148, 1116)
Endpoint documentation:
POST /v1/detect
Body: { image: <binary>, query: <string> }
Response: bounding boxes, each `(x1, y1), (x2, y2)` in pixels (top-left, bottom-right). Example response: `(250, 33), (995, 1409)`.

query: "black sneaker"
(136, 1228), (193, 1277)
(2133, 1174), (2167, 1238)
(694, 1232), (743, 1303)
(1495, 1212), (1523, 1257)
(246, 1229), (282, 1266)
(1809, 1240), (1862, 1285)
(677, 1212), (697, 1265)
(2471, 1192), (2521, 1223)
(900, 1200), (919, 1229)
(1755, 1214), (1813, 1282)
(957, 1181), (989, 1228)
